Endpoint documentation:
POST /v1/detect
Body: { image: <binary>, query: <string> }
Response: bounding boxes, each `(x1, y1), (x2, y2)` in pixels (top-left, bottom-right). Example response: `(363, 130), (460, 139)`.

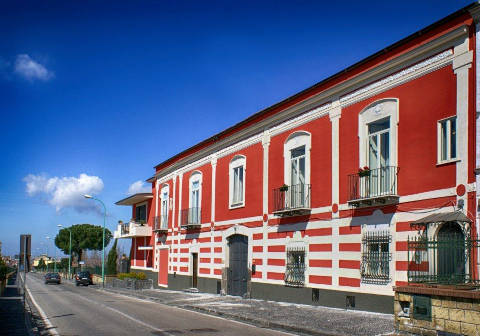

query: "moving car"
(44, 272), (61, 284)
(75, 271), (93, 286)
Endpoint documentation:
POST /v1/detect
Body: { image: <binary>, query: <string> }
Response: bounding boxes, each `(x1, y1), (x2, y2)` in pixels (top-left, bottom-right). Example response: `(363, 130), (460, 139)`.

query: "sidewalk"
(102, 285), (395, 336)
(0, 273), (29, 336)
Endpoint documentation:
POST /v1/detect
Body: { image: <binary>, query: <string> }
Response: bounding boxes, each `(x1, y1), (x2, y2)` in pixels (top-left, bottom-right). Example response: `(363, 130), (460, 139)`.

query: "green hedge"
(117, 272), (147, 280)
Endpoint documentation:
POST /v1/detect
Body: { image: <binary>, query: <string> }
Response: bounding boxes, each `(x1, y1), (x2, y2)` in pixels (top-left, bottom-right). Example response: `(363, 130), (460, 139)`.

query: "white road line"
(64, 289), (177, 336)
(29, 274), (295, 336)
(24, 275), (59, 336)
(28, 274), (175, 336)
(102, 290), (297, 336)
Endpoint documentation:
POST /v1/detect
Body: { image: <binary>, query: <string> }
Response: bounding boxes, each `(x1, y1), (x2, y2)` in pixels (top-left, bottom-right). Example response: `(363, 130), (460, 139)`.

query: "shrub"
(117, 272), (147, 280)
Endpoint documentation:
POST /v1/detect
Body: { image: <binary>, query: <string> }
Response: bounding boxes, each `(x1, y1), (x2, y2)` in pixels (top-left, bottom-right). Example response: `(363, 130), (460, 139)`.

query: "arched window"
(358, 99), (398, 197)
(229, 155), (246, 208)
(284, 131), (311, 187)
(159, 184), (169, 229)
(188, 172), (202, 224)
(278, 131), (311, 210)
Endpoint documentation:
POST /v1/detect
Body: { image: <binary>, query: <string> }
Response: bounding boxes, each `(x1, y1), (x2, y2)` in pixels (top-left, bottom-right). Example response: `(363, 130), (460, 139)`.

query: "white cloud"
(24, 173), (104, 213)
(127, 180), (150, 195)
(14, 54), (54, 81)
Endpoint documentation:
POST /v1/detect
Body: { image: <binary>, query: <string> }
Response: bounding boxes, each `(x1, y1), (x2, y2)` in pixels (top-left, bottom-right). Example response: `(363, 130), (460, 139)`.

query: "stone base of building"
(394, 285), (480, 336)
(251, 282), (393, 314)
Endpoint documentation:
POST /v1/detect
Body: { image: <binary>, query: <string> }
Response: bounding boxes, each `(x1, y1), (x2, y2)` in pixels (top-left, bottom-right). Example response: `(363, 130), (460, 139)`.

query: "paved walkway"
(0, 274), (29, 336)
(103, 286), (395, 336)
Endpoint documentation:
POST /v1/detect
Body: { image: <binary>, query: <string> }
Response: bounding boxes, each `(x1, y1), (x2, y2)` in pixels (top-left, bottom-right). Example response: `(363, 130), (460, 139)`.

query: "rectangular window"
(284, 246), (305, 287)
(438, 117), (457, 162)
(232, 166), (244, 205)
(360, 230), (391, 283)
(135, 204), (146, 222)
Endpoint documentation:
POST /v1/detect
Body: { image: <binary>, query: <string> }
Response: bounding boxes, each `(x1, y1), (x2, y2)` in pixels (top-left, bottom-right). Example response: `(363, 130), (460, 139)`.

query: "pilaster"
(453, 28), (472, 207)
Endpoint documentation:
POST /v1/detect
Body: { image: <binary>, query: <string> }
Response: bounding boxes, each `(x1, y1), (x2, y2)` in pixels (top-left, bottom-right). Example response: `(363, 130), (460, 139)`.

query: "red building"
(115, 4), (480, 313)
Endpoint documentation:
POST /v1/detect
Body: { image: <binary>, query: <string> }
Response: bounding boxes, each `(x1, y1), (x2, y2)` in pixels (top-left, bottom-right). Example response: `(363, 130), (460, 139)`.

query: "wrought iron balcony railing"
(180, 207), (201, 228)
(408, 236), (480, 286)
(154, 216), (168, 232)
(273, 184), (311, 215)
(348, 166), (399, 206)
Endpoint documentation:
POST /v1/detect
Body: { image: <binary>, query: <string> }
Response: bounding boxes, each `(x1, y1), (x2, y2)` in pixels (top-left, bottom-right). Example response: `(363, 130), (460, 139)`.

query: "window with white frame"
(438, 116), (457, 163)
(282, 132), (311, 210)
(284, 245), (306, 287)
(360, 229), (391, 283)
(189, 172), (202, 224)
(160, 184), (169, 230)
(357, 99), (399, 198)
(229, 155), (246, 208)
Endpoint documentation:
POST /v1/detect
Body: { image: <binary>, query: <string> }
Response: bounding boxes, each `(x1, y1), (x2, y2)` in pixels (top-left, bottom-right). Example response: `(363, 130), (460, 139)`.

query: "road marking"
(24, 275), (60, 336)
(30, 273), (294, 336)
(103, 290), (297, 336)
(66, 291), (177, 336)
(28, 275), (175, 336)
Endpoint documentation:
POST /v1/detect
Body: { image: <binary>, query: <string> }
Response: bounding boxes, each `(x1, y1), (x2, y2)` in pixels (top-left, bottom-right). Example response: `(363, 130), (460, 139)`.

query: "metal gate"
(228, 234), (248, 297)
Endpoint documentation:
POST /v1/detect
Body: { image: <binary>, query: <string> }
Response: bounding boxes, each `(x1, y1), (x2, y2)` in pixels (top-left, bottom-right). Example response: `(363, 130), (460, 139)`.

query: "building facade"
(115, 4), (480, 314)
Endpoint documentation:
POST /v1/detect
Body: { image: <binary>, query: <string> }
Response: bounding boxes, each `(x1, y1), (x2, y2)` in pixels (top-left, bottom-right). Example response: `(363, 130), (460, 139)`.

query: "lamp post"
(84, 194), (106, 288)
(58, 224), (72, 279)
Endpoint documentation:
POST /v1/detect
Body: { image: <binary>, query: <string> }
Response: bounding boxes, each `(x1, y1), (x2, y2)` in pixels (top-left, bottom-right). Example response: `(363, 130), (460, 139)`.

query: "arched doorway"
(437, 222), (465, 283)
(228, 234), (248, 297)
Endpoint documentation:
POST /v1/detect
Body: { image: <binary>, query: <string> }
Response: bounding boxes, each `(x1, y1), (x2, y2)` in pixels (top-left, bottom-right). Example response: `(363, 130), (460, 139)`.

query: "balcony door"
(191, 181), (200, 224)
(290, 146), (306, 208)
(161, 187), (168, 229)
(368, 117), (390, 196)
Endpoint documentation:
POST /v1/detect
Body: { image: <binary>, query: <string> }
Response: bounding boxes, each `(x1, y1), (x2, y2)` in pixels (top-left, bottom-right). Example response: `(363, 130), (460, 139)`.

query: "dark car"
(75, 271), (93, 286)
(44, 272), (61, 284)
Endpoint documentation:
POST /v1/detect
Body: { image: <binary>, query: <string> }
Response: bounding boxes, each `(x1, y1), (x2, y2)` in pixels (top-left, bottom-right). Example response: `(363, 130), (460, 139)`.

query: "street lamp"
(84, 194), (106, 288)
(58, 224), (72, 279)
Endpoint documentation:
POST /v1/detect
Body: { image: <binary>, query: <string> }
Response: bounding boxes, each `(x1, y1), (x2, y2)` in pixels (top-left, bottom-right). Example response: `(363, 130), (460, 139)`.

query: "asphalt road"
(26, 273), (293, 336)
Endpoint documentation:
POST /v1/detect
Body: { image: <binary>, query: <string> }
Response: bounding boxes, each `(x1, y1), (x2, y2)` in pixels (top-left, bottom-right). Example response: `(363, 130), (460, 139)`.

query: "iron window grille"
(284, 246), (306, 287)
(361, 230), (391, 283)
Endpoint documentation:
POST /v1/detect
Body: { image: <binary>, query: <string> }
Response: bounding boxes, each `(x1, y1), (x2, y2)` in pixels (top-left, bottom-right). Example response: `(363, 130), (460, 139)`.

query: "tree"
(55, 224), (113, 262)
(0, 256), (8, 281)
(106, 239), (118, 275)
(37, 258), (46, 271)
(58, 258), (69, 272)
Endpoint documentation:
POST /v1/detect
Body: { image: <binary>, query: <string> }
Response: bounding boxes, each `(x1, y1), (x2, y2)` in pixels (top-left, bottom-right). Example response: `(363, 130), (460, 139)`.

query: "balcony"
(347, 166), (399, 207)
(114, 220), (152, 239)
(154, 216), (168, 233)
(273, 184), (311, 217)
(181, 207), (201, 229)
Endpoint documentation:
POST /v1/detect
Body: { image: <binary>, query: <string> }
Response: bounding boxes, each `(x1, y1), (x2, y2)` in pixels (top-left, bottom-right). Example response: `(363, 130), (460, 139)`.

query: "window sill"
(229, 203), (245, 210)
(436, 158), (460, 166)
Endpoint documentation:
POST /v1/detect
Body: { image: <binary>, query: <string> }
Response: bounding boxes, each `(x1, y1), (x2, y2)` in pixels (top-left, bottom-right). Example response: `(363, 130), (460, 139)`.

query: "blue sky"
(0, 0), (474, 257)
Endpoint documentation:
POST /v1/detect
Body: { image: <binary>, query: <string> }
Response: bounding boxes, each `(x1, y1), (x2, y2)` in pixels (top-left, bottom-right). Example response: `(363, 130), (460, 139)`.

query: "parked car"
(44, 272), (61, 285)
(75, 271), (93, 286)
